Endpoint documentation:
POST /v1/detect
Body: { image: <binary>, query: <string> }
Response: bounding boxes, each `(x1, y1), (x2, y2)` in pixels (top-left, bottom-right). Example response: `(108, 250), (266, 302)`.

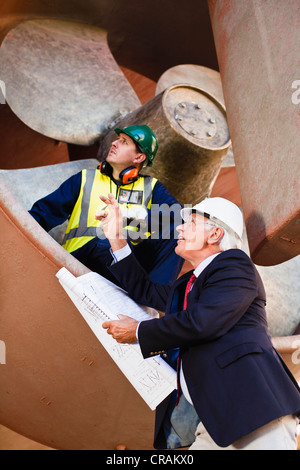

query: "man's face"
(106, 133), (144, 169)
(175, 214), (210, 261)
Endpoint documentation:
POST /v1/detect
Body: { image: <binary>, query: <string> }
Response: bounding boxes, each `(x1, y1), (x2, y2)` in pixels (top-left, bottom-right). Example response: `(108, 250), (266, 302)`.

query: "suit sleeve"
(109, 252), (173, 312)
(29, 172), (82, 231)
(138, 251), (260, 358)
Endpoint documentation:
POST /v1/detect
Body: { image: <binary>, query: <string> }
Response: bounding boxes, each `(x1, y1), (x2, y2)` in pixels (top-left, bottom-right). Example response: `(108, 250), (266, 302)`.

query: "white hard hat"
(181, 197), (244, 241)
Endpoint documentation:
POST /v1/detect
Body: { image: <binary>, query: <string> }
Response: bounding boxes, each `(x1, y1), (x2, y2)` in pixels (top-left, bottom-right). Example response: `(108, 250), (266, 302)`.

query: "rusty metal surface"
(164, 85), (228, 149)
(0, 19), (140, 145)
(0, 159), (100, 244)
(156, 64), (225, 106)
(0, 1), (218, 81)
(0, 178), (155, 450)
(257, 255), (300, 338)
(156, 64), (236, 169)
(208, 0), (300, 266)
(99, 85), (231, 205)
(241, 237), (300, 338)
(0, 160), (100, 211)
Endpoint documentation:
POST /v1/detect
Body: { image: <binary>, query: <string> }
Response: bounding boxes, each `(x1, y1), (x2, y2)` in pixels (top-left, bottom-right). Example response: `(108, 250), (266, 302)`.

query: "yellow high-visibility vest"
(62, 169), (157, 253)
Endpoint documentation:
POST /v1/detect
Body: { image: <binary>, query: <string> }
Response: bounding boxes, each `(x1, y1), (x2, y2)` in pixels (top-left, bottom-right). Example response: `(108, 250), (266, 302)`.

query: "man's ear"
(133, 153), (147, 166)
(207, 227), (224, 245)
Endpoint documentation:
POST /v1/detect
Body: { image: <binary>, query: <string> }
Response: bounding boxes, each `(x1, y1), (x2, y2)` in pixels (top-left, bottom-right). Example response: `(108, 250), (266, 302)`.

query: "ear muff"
(99, 161), (113, 178)
(99, 162), (139, 184)
(119, 166), (139, 185)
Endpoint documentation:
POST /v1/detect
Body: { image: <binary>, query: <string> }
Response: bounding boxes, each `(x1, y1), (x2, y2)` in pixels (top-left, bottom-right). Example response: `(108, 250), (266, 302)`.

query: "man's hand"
(102, 314), (139, 344)
(96, 193), (127, 251)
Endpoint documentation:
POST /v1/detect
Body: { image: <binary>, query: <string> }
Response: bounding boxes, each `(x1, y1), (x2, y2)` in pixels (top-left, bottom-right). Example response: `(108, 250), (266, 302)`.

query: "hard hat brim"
(181, 207), (211, 222)
(180, 207), (243, 242)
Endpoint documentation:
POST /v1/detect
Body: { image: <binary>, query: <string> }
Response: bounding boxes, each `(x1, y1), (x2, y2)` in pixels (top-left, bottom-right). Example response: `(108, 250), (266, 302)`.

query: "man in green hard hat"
(113, 125), (158, 169)
(29, 125), (184, 284)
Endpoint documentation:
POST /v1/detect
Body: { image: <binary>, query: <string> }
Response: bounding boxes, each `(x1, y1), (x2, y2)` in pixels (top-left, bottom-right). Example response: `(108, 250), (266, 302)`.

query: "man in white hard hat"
(98, 194), (300, 450)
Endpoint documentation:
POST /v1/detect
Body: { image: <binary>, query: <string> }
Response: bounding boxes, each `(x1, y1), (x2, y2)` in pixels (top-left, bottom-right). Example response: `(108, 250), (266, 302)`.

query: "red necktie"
(176, 273), (197, 405)
(183, 274), (197, 310)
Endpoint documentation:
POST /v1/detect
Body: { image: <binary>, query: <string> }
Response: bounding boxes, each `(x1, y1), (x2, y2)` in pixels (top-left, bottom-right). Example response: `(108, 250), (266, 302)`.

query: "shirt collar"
(194, 252), (221, 278)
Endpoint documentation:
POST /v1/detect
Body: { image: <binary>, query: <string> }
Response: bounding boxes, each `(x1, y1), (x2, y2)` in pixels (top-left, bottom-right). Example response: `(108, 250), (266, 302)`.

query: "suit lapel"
(167, 270), (194, 314)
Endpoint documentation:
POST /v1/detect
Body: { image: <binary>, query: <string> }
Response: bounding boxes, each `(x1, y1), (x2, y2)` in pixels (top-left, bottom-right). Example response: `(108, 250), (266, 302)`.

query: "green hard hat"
(115, 125), (158, 167)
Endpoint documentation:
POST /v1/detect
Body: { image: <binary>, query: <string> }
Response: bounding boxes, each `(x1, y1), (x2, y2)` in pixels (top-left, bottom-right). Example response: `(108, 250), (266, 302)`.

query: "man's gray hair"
(205, 221), (242, 251)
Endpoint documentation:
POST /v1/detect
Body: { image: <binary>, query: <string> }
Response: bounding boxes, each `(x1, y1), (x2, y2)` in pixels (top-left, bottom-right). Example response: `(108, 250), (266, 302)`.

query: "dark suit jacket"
(110, 249), (300, 448)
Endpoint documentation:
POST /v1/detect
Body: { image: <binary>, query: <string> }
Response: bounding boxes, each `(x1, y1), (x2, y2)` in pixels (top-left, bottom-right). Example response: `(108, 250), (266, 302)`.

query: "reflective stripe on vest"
(62, 169), (157, 253)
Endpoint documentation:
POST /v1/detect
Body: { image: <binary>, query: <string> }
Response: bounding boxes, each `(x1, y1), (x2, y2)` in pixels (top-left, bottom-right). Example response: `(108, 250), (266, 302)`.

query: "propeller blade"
(0, 19), (141, 146)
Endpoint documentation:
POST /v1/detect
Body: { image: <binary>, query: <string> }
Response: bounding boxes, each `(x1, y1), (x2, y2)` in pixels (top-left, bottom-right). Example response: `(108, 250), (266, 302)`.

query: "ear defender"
(99, 161), (113, 178)
(119, 166), (139, 184)
(99, 162), (139, 185)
